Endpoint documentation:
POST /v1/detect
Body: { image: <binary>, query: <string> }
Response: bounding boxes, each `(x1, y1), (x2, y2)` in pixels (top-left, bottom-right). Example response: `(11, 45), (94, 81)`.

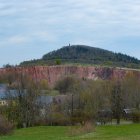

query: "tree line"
(0, 70), (140, 135)
(20, 45), (140, 68)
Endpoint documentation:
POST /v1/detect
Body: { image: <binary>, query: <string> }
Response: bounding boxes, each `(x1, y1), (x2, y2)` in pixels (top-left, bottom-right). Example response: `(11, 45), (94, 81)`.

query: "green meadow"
(0, 124), (140, 140)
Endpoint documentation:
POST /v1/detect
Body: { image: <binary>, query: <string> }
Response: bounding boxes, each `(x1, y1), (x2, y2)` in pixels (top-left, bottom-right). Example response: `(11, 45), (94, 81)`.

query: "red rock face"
(0, 66), (140, 87)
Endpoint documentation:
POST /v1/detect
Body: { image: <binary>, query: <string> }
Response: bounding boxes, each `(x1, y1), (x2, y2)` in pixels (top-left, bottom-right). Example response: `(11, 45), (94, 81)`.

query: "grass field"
(0, 124), (140, 140)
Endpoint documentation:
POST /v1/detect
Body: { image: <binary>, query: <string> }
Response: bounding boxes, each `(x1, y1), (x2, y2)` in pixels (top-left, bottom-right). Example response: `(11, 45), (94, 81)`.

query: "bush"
(47, 112), (71, 126)
(34, 119), (48, 126)
(55, 59), (61, 65)
(55, 76), (79, 94)
(0, 115), (14, 135)
(132, 111), (140, 123)
(68, 121), (95, 136)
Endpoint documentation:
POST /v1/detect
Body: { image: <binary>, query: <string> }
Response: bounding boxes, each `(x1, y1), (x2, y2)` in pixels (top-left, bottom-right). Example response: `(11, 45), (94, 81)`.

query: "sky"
(0, 0), (140, 67)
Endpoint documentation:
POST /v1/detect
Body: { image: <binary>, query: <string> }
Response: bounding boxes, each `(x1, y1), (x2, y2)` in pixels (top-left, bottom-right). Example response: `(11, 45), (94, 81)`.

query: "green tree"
(111, 81), (123, 125)
(55, 59), (61, 65)
(4, 72), (41, 128)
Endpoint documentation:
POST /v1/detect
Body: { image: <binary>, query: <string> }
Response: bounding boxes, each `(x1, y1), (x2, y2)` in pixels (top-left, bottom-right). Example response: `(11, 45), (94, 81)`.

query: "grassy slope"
(0, 124), (140, 140)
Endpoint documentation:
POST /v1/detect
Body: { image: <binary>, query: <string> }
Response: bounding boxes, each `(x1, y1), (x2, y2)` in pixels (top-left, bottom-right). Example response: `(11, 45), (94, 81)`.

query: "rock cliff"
(0, 66), (140, 87)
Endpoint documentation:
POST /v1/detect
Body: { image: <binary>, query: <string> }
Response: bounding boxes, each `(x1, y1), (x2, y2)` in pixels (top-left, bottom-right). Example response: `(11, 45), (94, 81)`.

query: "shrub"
(68, 121), (95, 136)
(34, 119), (48, 126)
(47, 112), (71, 126)
(0, 115), (14, 135)
(132, 111), (140, 123)
(55, 59), (61, 65)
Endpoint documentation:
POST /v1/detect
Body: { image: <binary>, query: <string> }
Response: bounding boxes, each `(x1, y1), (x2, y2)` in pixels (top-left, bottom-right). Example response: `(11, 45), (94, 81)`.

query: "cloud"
(8, 36), (28, 44)
(32, 31), (57, 42)
(0, 0), (140, 66)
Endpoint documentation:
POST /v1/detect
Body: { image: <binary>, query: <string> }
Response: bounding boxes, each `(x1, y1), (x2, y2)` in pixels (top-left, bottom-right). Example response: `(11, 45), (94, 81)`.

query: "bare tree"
(5, 72), (41, 128)
(111, 80), (123, 125)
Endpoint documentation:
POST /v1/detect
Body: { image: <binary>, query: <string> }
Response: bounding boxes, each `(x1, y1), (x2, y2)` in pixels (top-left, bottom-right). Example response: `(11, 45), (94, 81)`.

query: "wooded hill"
(20, 45), (140, 68)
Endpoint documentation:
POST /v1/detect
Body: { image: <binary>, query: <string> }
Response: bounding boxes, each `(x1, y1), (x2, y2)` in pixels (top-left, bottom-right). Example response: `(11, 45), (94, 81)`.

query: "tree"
(0, 115), (14, 135)
(3, 64), (14, 68)
(39, 79), (49, 90)
(122, 72), (140, 109)
(56, 77), (108, 124)
(55, 59), (61, 65)
(5, 72), (41, 128)
(111, 80), (123, 125)
(55, 76), (80, 94)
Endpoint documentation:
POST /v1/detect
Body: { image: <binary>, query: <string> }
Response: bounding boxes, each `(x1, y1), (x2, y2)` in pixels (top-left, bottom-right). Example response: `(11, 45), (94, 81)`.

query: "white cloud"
(0, 0), (140, 66)
(8, 36), (28, 44)
(0, 36), (28, 47)
(33, 31), (57, 42)
(0, 0), (140, 37)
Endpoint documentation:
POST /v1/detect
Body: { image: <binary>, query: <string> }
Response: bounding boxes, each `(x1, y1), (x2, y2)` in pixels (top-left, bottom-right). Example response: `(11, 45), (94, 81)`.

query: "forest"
(20, 45), (140, 69)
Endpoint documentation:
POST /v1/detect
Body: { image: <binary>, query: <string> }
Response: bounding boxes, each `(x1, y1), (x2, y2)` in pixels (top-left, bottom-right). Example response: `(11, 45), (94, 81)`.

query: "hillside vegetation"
(20, 45), (140, 68)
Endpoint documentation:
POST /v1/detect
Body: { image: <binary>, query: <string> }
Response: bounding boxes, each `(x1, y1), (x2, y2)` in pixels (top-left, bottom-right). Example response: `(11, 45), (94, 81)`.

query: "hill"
(20, 45), (140, 68)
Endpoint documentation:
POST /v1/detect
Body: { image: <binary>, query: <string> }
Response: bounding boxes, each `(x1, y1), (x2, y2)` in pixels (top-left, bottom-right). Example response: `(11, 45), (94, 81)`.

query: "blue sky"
(0, 0), (140, 67)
